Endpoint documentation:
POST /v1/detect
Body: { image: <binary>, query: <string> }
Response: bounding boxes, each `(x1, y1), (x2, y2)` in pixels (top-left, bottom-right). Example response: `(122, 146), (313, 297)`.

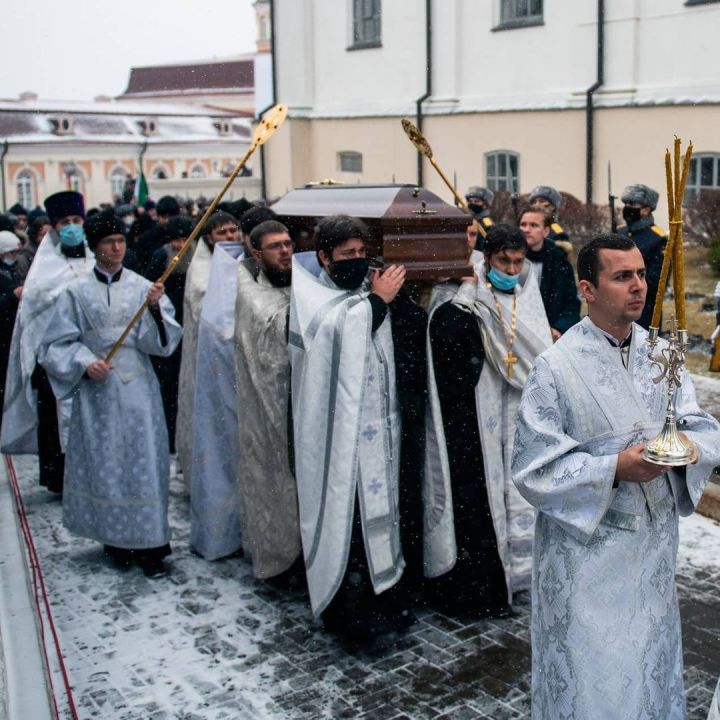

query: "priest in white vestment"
(39, 211), (181, 578)
(289, 215), (414, 641)
(175, 211), (240, 488)
(512, 235), (720, 720)
(1, 191), (94, 493)
(235, 220), (301, 580)
(189, 238), (245, 560)
(425, 223), (552, 615)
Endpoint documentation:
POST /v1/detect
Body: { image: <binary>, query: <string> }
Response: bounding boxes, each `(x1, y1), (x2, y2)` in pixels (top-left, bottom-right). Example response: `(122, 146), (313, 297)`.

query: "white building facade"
(265, 0), (720, 220)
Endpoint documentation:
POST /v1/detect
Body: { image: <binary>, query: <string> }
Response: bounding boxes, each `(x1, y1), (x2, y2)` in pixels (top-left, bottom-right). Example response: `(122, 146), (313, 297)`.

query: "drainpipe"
(138, 139), (148, 178)
(259, 0), (277, 202)
(415, 0), (432, 186)
(0, 140), (8, 211)
(585, 0), (605, 204)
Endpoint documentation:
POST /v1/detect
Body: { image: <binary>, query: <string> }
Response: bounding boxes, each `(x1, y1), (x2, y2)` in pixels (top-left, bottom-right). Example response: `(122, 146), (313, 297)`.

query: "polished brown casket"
(270, 183), (472, 280)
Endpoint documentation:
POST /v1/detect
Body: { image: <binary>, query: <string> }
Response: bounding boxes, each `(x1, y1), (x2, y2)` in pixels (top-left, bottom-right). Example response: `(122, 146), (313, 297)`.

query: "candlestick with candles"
(644, 138), (694, 465)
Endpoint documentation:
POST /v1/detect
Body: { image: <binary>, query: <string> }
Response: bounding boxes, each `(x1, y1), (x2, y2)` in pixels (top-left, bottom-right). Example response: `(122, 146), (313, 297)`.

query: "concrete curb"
(0, 458), (55, 720)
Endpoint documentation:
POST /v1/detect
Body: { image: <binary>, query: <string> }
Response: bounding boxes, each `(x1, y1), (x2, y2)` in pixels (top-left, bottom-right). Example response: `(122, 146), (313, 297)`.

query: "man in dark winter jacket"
(0, 231), (23, 421)
(617, 183), (667, 330)
(519, 206), (580, 340)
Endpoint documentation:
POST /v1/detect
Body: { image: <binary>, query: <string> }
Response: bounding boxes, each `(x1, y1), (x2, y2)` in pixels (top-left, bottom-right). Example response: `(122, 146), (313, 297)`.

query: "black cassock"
(146, 244), (188, 453)
(321, 290), (427, 641)
(427, 299), (509, 617)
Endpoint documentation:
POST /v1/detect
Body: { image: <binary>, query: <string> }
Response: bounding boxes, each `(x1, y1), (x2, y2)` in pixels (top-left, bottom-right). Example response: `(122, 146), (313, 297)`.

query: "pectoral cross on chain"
(503, 350), (518, 379)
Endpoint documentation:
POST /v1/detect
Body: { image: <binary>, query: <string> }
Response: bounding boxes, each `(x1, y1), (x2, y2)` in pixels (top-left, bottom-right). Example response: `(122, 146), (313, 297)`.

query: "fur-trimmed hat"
(528, 185), (562, 210)
(621, 184), (659, 210)
(84, 209), (125, 249)
(44, 191), (85, 226)
(156, 195), (180, 217)
(465, 186), (494, 206)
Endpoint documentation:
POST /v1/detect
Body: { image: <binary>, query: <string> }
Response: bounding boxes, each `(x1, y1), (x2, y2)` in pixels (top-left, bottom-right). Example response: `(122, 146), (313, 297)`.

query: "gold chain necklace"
(487, 282), (518, 379)
(65, 254), (88, 280)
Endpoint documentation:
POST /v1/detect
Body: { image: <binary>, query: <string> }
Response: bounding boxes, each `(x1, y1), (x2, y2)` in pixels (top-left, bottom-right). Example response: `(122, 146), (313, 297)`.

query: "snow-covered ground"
(2, 451), (719, 720)
(679, 511), (720, 574)
(692, 373), (720, 421)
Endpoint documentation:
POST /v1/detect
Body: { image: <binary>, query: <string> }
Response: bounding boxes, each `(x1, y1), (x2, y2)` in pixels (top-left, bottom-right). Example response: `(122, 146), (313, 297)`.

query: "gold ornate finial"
(401, 118), (433, 159)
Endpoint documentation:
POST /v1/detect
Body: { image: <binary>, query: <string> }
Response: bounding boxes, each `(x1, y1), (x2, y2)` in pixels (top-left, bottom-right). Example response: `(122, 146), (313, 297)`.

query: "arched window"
(486, 151), (520, 193)
(152, 164), (170, 180)
(16, 170), (35, 208)
(189, 164), (207, 179)
(110, 167), (129, 198)
(61, 162), (84, 194)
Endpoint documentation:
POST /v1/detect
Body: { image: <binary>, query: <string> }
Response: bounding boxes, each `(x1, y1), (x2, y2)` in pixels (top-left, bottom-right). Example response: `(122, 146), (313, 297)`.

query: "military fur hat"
(528, 185), (562, 210)
(621, 184), (659, 211)
(84, 209), (125, 249)
(44, 191), (85, 226)
(465, 186), (494, 206)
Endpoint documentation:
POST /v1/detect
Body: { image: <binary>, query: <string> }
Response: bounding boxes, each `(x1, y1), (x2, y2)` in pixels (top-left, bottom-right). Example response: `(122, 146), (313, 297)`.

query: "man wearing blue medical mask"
(1, 191), (94, 494)
(424, 223), (553, 619)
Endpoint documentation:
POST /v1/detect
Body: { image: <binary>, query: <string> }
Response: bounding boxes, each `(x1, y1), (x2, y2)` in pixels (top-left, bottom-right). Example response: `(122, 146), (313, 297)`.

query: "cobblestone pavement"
(8, 454), (719, 720)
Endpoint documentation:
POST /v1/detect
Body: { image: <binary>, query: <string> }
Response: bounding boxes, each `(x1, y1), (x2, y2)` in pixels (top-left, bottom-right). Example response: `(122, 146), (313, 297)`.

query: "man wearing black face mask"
(289, 214), (427, 642)
(465, 186), (494, 251)
(617, 183), (667, 330)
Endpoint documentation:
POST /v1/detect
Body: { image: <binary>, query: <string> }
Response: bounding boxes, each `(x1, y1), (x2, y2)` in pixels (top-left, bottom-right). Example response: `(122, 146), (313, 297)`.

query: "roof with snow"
(0, 97), (252, 146)
(119, 56), (254, 99)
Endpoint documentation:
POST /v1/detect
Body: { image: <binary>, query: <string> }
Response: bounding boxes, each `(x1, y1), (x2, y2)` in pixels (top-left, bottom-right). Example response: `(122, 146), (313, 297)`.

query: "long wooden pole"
(105, 104), (287, 363)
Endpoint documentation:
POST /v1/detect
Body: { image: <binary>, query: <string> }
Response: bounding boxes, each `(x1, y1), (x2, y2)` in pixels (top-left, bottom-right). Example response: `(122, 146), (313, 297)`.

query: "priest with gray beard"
(289, 214), (426, 642)
(234, 220), (302, 583)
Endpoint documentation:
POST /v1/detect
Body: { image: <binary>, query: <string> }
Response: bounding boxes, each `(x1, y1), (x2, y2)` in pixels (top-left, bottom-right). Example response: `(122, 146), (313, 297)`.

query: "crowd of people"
(0, 180), (718, 718)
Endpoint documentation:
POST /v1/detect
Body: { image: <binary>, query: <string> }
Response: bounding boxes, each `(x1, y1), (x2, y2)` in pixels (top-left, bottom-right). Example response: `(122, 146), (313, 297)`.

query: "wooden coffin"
(270, 183), (472, 280)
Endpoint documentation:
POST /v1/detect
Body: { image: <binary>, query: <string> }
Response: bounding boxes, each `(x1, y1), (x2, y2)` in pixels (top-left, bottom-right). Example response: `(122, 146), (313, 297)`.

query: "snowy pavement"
(3, 452), (720, 720)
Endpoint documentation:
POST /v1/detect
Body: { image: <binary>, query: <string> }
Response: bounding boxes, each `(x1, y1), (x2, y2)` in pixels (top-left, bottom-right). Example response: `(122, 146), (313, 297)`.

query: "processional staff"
(104, 104), (289, 364)
(400, 118), (488, 241)
(644, 136), (696, 466)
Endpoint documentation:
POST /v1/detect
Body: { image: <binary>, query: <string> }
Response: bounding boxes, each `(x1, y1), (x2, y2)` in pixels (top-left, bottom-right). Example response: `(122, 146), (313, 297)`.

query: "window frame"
(485, 150), (520, 194)
(348, 0), (382, 50)
(338, 151), (363, 173)
(188, 163), (207, 179)
(151, 164), (171, 181)
(493, 0), (544, 32)
(109, 166), (129, 198)
(16, 169), (36, 209)
(685, 153), (720, 199)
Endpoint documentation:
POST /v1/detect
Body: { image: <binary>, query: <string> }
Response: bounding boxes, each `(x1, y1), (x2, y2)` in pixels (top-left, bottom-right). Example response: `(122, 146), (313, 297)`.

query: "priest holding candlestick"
(512, 139), (720, 720)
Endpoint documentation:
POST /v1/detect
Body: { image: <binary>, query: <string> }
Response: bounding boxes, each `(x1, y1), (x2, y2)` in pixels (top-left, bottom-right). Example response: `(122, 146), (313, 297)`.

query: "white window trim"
(15, 168), (37, 208)
(485, 150), (520, 193)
